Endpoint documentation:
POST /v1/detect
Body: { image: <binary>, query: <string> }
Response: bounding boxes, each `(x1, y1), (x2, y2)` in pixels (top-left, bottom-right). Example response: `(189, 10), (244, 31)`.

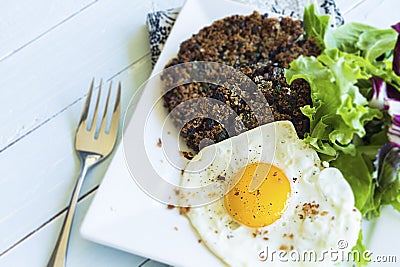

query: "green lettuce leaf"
(352, 230), (369, 266)
(332, 23), (376, 53)
(363, 146), (400, 219)
(285, 49), (382, 157)
(330, 151), (372, 210)
(357, 28), (397, 62)
(303, 4), (333, 49)
(285, 6), (400, 220)
(333, 22), (397, 62)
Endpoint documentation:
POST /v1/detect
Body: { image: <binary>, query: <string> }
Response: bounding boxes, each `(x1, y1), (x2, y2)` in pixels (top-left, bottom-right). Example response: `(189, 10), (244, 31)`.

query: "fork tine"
(78, 78), (94, 128)
(89, 79), (102, 132)
(108, 82), (121, 138)
(100, 81), (113, 133)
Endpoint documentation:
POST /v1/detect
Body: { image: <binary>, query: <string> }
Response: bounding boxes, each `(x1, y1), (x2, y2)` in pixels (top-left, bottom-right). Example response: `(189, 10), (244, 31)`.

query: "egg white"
(179, 121), (361, 267)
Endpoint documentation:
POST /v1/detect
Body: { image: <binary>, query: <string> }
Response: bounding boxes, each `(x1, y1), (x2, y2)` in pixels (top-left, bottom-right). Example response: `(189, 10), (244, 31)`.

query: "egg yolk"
(224, 162), (291, 228)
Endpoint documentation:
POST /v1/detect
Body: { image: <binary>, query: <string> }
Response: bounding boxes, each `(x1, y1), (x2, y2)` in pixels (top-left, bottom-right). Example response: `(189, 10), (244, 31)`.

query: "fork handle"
(47, 154), (100, 267)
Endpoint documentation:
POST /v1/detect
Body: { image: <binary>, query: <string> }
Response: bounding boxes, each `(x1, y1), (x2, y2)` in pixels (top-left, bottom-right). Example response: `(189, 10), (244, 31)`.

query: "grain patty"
(162, 12), (320, 151)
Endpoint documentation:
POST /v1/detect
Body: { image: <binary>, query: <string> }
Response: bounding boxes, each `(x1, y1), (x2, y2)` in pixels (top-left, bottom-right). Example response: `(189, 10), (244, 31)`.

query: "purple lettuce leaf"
(392, 22), (400, 75)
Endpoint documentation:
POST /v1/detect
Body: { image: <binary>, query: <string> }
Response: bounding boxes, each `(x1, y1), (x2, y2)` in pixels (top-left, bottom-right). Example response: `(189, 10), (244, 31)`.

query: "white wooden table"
(0, 0), (398, 266)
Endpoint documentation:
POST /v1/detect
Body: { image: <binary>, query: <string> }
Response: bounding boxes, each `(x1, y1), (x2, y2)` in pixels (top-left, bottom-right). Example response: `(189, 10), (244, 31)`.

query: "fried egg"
(180, 121), (361, 267)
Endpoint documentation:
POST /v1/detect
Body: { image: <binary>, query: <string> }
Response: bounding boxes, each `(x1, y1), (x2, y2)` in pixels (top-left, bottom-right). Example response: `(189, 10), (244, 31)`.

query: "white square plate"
(80, 0), (400, 266)
(81, 0), (265, 266)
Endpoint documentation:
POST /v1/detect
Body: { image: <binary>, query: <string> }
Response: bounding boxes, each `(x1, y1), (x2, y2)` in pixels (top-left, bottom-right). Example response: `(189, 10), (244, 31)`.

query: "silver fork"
(47, 79), (121, 267)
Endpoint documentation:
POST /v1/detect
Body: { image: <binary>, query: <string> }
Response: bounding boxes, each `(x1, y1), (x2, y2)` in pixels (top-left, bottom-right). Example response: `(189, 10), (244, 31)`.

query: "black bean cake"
(162, 12), (320, 151)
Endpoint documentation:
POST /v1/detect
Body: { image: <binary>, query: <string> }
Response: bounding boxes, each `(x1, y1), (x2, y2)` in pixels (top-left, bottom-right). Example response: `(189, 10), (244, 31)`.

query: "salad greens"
(285, 5), (400, 265)
(302, 4), (332, 49)
(352, 231), (369, 266)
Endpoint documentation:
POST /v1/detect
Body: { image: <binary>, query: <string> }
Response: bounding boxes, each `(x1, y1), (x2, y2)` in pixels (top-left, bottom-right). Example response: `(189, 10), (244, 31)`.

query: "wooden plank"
(344, 0), (399, 27)
(0, 0), (96, 61)
(335, 0), (366, 15)
(0, 55), (152, 253)
(0, 0), (152, 152)
(0, 190), (149, 267)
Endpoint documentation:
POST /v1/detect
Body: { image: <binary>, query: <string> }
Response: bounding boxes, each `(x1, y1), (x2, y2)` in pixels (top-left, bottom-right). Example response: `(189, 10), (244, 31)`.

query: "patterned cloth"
(146, 0), (343, 66)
